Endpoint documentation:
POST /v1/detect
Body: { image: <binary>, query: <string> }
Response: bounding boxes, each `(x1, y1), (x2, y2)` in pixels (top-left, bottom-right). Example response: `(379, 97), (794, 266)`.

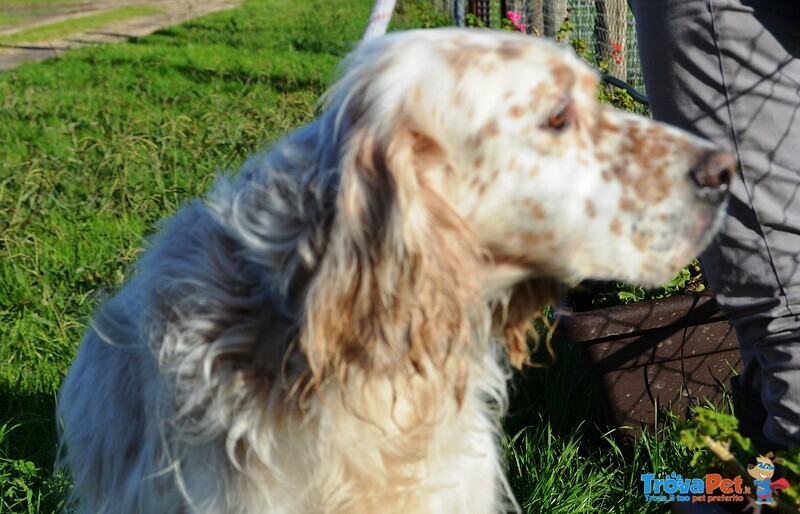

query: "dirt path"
(0, 0), (241, 71)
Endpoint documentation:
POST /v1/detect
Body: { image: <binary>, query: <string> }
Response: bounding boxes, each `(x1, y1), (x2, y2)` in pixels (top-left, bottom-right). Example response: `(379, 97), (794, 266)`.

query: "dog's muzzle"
(689, 150), (735, 204)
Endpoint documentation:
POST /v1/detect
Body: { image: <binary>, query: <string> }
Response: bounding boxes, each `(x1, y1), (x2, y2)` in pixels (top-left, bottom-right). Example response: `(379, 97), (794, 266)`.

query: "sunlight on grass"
(0, 0), (375, 509)
(0, 5), (163, 45)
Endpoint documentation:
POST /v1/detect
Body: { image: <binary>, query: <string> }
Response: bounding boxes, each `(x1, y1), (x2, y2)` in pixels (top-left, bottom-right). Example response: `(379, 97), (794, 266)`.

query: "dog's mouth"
(475, 245), (568, 299)
(685, 196), (728, 253)
(477, 259), (539, 297)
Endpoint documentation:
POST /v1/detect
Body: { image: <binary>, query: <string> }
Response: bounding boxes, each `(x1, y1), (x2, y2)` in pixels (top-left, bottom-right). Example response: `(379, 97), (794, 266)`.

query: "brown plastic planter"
(555, 294), (742, 433)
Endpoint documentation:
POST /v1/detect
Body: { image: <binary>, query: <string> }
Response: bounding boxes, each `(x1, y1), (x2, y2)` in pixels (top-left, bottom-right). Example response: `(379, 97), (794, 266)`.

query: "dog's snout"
(690, 150), (735, 202)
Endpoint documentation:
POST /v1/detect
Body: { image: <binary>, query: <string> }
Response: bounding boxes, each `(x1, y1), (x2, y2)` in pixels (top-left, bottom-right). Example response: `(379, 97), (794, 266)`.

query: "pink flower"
(506, 11), (526, 32)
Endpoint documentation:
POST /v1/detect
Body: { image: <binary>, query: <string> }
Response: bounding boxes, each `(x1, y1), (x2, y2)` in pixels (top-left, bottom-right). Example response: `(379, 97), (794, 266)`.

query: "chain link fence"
(435, 0), (646, 96)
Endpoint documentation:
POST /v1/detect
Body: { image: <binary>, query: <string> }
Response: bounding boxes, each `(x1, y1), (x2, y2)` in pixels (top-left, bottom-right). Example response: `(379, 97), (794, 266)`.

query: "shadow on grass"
(0, 384), (58, 471)
(170, 64), (328, 94)
(502, 324), (697, 513)
(0, 384), (70, 512)
(505, 336), (603, 440)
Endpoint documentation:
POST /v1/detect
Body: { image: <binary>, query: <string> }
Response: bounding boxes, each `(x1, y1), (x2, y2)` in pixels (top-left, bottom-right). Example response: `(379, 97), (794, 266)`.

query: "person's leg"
(630, 0), (800, 448)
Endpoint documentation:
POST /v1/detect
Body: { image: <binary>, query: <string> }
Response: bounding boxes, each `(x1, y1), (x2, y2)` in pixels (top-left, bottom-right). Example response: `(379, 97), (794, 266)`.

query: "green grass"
(0, 0), (440, 510)
(0, 0), (697, 512)
(0, 0), (75, 6)
(504, 337), (700, 513)
(0, 12), (33, 28)
(0, 6), (163, 45)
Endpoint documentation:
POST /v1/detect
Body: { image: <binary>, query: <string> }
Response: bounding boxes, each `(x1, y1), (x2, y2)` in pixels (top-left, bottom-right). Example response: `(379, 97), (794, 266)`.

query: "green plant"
(505, 324), (699, 513)
(392, 0), (451, 29)
(680, 406), (800, 509)
(0, 423), (70, 513)
(556, 13), (648, 116)
(592, 260), (707, 308)
(464, 12), (485, 28)
(597, 80), (642, 113)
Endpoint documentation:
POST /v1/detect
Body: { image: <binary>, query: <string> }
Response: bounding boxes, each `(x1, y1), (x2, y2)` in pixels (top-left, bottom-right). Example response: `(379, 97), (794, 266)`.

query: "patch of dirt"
(0, 0), (241, 71)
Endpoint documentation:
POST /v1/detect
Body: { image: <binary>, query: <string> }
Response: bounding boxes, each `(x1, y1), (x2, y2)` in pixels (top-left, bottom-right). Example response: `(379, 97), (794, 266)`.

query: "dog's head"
(300, 28), (731, 375)
(324, 28), (730, 288)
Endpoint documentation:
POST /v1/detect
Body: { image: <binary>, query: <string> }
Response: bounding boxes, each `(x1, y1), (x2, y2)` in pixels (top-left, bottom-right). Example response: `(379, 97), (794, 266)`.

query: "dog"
(57, 28), (733, 513)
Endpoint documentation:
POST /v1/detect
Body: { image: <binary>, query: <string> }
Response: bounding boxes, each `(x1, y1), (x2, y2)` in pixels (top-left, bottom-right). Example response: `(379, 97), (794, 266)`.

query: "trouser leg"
(630, 0), (800, 447)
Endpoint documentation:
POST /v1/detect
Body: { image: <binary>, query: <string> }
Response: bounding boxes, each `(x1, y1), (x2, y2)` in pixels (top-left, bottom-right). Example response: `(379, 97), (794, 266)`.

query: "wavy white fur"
(57, 28), (731, 513)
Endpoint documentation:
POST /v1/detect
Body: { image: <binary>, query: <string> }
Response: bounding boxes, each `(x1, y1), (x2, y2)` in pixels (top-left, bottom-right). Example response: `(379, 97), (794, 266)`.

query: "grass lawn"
(0, 6), (164, 45)
(1, 0), (77, 5)
(0, 12), (33, 28)
(0, 0), (698, 511)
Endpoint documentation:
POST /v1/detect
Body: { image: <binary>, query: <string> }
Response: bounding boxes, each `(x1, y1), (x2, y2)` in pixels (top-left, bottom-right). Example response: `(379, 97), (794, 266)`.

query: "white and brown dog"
(57, 28), (733, 513)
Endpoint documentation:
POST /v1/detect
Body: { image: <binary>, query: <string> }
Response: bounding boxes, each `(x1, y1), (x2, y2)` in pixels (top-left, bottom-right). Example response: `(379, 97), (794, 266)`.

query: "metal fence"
(437, 0), (646, 95)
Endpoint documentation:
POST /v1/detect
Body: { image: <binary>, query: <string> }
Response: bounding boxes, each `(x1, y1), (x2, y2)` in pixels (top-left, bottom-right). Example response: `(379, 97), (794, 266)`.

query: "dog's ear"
(301, 113), (481, 403)
(496, 280), (561, 369)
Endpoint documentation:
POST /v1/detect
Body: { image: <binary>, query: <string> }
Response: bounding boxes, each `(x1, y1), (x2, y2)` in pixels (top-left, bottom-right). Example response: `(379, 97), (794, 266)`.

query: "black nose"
(689, 150), (735, 202)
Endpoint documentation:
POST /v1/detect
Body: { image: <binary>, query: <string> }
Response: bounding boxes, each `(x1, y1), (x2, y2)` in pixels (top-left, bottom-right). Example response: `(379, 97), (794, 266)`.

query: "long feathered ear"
(300, 108), (483, 397)
(497, 280), (561, 369)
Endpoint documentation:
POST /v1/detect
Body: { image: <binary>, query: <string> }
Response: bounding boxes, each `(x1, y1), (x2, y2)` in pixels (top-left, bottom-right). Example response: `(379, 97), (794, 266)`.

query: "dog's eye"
(548, 111), (568, 130)
(544, 99), (573, 132)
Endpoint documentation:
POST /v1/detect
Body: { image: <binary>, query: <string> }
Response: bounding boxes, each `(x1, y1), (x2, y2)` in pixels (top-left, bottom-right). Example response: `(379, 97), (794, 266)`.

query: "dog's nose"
(689, 150), (735, 202)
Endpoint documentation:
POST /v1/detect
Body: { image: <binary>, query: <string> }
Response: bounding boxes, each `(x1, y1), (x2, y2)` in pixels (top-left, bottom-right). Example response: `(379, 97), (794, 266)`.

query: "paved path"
(0, 0), (241, 71)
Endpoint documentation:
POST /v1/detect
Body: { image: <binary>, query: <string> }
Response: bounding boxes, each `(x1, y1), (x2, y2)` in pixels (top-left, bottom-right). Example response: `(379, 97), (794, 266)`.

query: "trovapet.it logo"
(641, 472), (750, 504)
(747, 452), (790, 506)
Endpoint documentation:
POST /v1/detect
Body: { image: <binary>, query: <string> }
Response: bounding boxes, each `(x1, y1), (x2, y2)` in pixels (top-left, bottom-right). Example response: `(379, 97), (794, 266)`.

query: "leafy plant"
(597, 81), (643, 113)
(0, 423), (70, 513)
(464, 12), (485, 28)
(680, 406), (800, 510)
(555, 12), (575, 46)
(592, 260), (707, 308)
(393, 0), (451, 29)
